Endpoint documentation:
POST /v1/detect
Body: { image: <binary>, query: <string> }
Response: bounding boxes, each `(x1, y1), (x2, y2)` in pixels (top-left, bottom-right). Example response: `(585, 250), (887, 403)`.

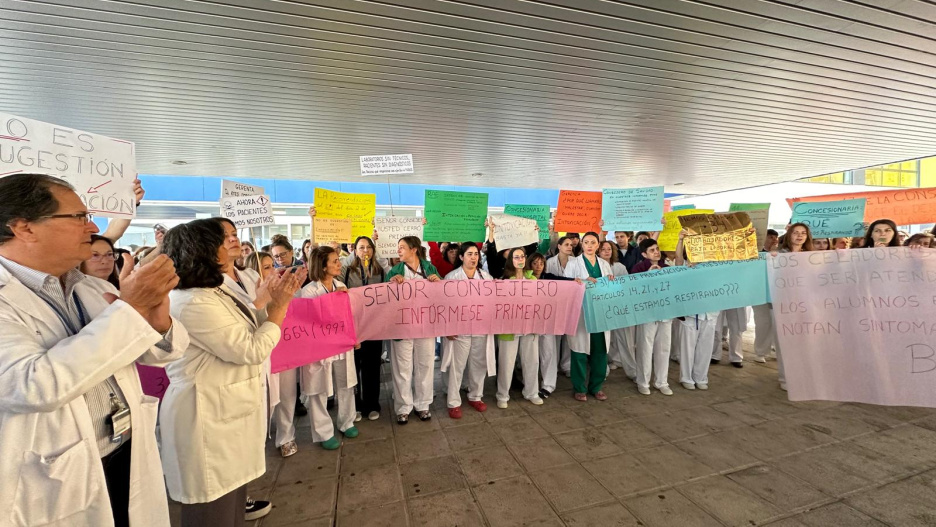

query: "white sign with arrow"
(220, 194), (275, 228)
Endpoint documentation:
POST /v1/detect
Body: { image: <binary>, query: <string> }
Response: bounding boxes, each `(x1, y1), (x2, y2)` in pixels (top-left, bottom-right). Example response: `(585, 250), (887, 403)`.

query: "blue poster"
(582, 256), (770, 332)
(601, 186), (664, 231)
(790, 198), (866, 238)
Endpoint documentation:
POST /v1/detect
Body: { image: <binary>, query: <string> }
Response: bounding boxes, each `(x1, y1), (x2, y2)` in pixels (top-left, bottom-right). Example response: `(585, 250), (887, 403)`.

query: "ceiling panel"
(1, 0), (935, 193)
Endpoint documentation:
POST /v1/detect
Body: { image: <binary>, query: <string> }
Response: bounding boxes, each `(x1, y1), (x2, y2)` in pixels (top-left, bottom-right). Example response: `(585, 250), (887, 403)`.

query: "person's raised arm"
(101, 178), (145, 243)
(675, 229), (687, 266)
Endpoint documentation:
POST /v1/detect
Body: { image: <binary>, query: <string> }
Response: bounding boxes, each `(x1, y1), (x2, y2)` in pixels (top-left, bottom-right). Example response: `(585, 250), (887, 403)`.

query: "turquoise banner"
(582, 255), (770, 332)
(790, 198), (866, 238)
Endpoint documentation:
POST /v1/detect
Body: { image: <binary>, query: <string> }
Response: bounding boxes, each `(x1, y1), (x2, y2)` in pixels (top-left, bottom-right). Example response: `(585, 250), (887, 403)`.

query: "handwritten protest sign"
(788, 187), (936, 226)
(137, 365), (170, 400)
(374, 216), (424, 258)
(555, 190), (602, 233)
(790, 198), (866, 238)
(504, 204), (551, 254)
(270, 293), (358, 373)
(729, 203), (770, 212)
(680, 212), (759, 262)
(360, 154), (414, 176)
(313, 187), (376, 240)
(222, 179), (265, 198)
(0, 112), (137, 218)
(601, 186), (664, 231)
(490, 213), (539, 249)
(582, 256), (769, 333)
(220, 194), (274, 228)
(658, 209), (714, 251)
(745, 209), (770, 250)
(348, 280), (584, 341)
(423, 190), (488, 242)
(768, 248), (936, 407)
(313, 217), (353, 244)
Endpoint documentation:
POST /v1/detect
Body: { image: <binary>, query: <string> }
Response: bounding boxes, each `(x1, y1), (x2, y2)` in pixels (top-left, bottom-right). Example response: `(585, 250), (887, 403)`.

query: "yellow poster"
(313, 188), (376, 240)
(679, 212), (759, 262)
(313, 217), (353, 244)
(658, 209), (714, 251)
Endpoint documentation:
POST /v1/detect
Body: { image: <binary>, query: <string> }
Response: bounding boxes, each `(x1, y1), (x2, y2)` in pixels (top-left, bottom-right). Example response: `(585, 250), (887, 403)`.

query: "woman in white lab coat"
(546, 236), (576, 376)
(297, 246), (360, 449)
(159, 219), (301, 526)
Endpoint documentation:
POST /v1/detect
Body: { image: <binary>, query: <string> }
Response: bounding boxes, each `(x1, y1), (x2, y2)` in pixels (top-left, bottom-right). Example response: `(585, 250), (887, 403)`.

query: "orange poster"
(788, 187), (936, 225)
(554, 190), (602, 233)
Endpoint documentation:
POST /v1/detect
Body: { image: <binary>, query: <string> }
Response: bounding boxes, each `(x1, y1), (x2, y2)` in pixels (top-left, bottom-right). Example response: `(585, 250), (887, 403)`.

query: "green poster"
(505, 203), (551, 253)
(423, 190), (489, 242)
(729, 203), (771, 212)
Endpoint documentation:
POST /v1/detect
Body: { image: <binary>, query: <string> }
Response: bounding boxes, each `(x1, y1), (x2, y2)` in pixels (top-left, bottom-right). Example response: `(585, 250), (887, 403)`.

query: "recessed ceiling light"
(171, 160), (188, 165)
(470, 172), (483, 178)
(672, 182), (684, 186)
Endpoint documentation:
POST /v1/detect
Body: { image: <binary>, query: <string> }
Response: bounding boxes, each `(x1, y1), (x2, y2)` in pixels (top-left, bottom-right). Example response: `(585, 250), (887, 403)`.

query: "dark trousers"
(102, 439), (132, 527)
(181, 484), (247, 527)
(354, 339), (384, 414)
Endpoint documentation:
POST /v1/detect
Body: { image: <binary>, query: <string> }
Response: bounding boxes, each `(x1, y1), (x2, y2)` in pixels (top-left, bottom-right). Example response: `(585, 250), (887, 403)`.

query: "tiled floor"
(174, 331), (936, 526)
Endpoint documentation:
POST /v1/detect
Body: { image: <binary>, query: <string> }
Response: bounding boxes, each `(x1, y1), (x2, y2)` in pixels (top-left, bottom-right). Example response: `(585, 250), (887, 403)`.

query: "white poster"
(360, 154), (414, 176)
(374, 216), (423, 258)
(0, 112), (137, 218)
(222, 179), (265, 198)
(490, 213), (539, 249)
(747, 209), (769, 250)
(768, 248), (936, 407)
(220, 194), (274, 229)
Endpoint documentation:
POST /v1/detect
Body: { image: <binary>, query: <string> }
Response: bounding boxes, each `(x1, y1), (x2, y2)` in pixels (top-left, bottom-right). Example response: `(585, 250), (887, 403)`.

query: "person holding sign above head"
(296, 247), (360, 450)
(564, 232), (614, 402)
(547, 235), (577, 377)
(673, 230), (718, 390)
(441, 242), (496, 418)
(159, 219), (301, 527)
(386, 236), (440, 424)
(495, 248), (544, 408)
(341, 235), (389, 422)
(863, 219), (900, 248)
(631, 238), (673, 396)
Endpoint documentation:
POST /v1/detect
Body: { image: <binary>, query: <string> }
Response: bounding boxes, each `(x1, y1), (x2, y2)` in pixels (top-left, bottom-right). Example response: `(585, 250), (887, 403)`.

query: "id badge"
(108, 406), (132, 444)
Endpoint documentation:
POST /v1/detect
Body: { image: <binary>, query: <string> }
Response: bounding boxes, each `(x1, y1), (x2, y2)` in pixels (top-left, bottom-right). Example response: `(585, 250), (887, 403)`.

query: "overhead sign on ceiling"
(360, 154), (414, 176)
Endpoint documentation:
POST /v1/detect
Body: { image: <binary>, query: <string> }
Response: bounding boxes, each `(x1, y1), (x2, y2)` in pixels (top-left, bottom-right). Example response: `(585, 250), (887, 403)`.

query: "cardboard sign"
(423, 190), (488, 242)
(360, 154), (414, 175)
(0, 112), (137, 218)
(788, 187), (936, 226)
(555, 190), (602, 233)
(313, 217), (353, 244)
(658, 209), (714, 251)
(270, 293), (358, 373)
(314, 187), (376, 240)
(222, 179), (265, 198)
(374, 216), (424, 258)
(220, 194), (274, 228)
(490, 213), (539, 249)
(680, 212), (759, 262)
(768, 248), (936, 407)
(790, 198), (866, 238)
(582, 256), (770, 333)
(348, 280), (584, 340)
(601, 186), (664, 231)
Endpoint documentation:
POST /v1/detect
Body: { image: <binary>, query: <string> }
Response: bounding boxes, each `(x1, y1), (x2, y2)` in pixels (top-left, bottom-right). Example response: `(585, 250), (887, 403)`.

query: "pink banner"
(348, 280), (584, 341)
(270, 293), (358, 374)
(137, 364), (170, 400)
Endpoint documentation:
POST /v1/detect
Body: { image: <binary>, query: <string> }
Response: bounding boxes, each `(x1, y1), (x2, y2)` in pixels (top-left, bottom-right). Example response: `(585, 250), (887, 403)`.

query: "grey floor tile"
(710, 399), (773, 425)
(571, 401), (628, 426)
(276, 445), (340, 483)
(339, 437), (396, 474)
(400, 455), (466, 498)
(489, 415), (550, 443)
(337, 463), (403, 511)
(351, 413), (394, 440)
(597, 420), (667, 451)
(679, 475), (782, 526)
(561, 501), (642, 526)
(443, 422), (502, 452)
(624, 488), (722, 527)
(396, 428), (452, 464)
(530, 408), (590, 434)
(850, 424), (936, 468)
(408, 488), (485, 527)
(726, 464), (829, 511)
(637, 411), (713, 441)
(528, 464), (614, 512)
(796, 502), (887, 527)
(508, 436), (577, 472)
(552, 427), (623, 461)
(472, 475), (560, 527)
(335, 500), (407, 527)
(632, 444), (714, 485)
(264, 476), (337, 526)
(772, 442), (907, 496)
(456, 444), (524, 486)
(846, 473), (936, 526)
(581, 452), (665, 498)
(672, 432), (761, 472)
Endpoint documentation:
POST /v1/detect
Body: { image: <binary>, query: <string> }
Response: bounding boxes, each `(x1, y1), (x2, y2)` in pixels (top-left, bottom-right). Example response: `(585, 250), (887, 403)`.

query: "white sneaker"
(368, 411), (380, 421)
(497, 400), (508, 409)
(527, 396), (544, 405)
(658, 386), (674, 396)
(638, 385), (651, 395)
(681, 382), (695, 390)
(696, 383), (708, 390)
(779, 382), (788, 391)
(609, 363), (619, 370)
(563, 370), (571, 378)
(354, 411), (362, 422)
(754, 357), (767, 364)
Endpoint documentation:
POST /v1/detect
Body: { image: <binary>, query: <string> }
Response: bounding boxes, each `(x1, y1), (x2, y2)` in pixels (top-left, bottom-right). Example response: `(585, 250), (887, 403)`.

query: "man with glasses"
(0, 173), (190, 527)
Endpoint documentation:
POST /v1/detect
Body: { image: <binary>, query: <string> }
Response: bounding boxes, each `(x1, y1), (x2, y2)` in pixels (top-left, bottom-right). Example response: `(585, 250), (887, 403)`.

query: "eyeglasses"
(512, 255), (526, 260)
(272, 252), (292, 261)
(39, 212), (94, 224)
(89, 253), (116, 262)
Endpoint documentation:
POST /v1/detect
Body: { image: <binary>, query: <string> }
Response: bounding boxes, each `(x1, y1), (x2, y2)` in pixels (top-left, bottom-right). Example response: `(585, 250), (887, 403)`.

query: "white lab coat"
(545, 254), (570, 277)
(225, 269), (280, 414)
(563, 255), (612, 355)
(0, 266), (189, 527)
(439, 267), (496, 377)
(160, 285), (281, 504)
(297, 281), (357, 397)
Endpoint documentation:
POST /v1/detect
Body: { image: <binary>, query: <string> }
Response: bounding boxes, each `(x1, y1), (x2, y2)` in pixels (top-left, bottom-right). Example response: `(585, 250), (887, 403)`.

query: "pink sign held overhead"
(348, 279), (584, 342)
(270, 292), (358, 374)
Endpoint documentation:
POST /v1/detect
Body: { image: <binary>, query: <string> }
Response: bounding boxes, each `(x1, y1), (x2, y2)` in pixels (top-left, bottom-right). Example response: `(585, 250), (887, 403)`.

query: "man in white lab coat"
(0, 174), (189, 527)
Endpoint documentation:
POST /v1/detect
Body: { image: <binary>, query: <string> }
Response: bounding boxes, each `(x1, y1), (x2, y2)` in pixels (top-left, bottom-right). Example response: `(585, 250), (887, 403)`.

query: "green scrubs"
(571, 257), (609, 395)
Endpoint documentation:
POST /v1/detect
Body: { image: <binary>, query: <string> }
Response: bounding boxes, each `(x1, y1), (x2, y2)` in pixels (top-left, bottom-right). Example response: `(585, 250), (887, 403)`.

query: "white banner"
(0, 112), (137, 218)
(768, 248), (936, 407)
(220, 194), (274, 229)
(360, 154), (414, 176)
(222, 179), (265, 197)
(374, 216), (423, 258)
(491, 213), (539, 249)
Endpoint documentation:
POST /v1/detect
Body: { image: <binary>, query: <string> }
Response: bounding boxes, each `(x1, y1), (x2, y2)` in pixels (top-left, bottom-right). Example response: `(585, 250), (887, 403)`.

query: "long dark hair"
(863, 219), (900, 248)
(502, 247), (527, 279)
(81, 234), (120, 289)
(211, 217), (245, 271)
(348, 236), (385, 280)
(308, 246), (336, 283)
(524, 252), (547, 277)
(163, 219), (226, 289)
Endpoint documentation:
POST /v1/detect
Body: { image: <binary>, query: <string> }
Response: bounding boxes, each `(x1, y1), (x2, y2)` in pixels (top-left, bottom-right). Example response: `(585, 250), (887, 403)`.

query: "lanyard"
(39, 291), (87, 336)
(404, 262), (426, 279)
